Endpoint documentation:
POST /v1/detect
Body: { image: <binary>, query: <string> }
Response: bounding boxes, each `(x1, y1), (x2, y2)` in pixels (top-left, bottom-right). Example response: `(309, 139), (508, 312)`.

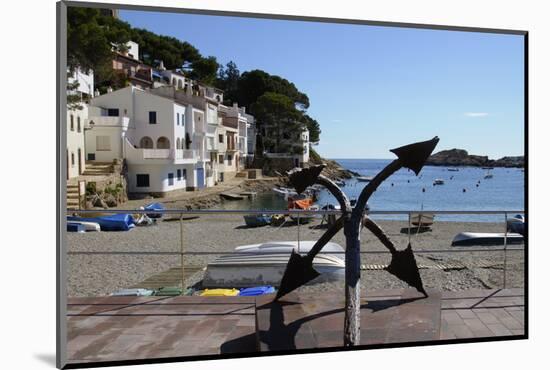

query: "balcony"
(125, 140), (197, 165)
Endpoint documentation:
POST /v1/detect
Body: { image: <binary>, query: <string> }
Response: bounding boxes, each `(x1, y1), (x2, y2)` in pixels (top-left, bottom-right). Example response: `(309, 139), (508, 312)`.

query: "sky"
(119, 10), (525, 159)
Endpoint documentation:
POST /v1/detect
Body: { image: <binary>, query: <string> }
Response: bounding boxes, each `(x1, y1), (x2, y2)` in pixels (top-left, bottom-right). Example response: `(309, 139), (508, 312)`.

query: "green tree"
(187, 56), (219, 84)
(216, 61), (240, 104)
(251, 92), (304, 155)
(301, 114), (321, 144)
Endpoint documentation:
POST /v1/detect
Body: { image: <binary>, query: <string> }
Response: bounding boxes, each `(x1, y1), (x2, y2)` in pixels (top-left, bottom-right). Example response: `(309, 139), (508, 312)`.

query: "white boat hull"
(452, 232), (524, 246)
(69, 221), (101, 232)
(203, 241), (345, 288)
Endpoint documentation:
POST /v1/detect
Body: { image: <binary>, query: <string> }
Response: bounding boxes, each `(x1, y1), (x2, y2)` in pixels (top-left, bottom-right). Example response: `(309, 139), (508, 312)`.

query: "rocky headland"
(426, 149), (524, 168)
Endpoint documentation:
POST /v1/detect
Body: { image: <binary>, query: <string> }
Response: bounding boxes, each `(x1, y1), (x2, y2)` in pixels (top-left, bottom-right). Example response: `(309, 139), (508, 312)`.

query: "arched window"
(77, 116), (81, 132)
(176, 138), (181, 149)
(139, 136), (153, 149)
(178, 79), (183, 89)
(157, 136), (170, 149)
(70, 114), (74, 131)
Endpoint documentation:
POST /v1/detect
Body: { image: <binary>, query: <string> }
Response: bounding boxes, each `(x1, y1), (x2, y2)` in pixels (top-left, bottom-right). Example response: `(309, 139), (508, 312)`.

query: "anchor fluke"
(287, 165), (326, 194)
(384, 243), (428, 297)
(390, 136), (439, 175)
(275, 250), (320, 300)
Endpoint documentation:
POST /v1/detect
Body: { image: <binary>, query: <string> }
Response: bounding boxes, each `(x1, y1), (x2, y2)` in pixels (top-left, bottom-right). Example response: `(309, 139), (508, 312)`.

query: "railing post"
(180, 213), (185, 294)
(407, 212), (411, 244)
(503, 212), (508, 289)
(297, 213), (301, 253)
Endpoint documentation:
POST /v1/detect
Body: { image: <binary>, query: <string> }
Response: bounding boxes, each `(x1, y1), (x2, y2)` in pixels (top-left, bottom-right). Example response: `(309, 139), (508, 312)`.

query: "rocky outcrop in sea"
(426, 149), (524, 168)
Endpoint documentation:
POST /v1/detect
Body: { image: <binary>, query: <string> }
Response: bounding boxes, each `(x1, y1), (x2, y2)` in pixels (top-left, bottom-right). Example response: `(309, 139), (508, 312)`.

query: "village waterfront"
(67, 161), (525, 297)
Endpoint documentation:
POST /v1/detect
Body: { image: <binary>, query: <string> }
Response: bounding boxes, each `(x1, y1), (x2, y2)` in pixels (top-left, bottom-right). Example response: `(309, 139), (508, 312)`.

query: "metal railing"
(66, 209), (525, 293)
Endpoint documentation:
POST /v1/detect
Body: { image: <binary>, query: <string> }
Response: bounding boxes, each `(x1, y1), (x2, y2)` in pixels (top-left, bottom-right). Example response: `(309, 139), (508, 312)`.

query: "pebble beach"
(67, 214), (524, 297)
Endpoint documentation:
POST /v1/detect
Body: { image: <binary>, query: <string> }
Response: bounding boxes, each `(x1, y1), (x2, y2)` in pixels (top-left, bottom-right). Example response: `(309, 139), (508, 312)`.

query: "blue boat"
(67, 222), (86, 233)
(243, 214), (271, 227)
(238, 286), (276, 296)
(67, 214), (135, 231)
(144, 202), (165, 219)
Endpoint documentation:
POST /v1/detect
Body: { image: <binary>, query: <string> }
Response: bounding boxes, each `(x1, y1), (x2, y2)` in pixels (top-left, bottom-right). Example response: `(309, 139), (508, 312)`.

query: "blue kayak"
(239, 286), (276, 296)
(67, 214), (135, 231)
(144, 202), (165, 219)
(67, 222), (86, 233)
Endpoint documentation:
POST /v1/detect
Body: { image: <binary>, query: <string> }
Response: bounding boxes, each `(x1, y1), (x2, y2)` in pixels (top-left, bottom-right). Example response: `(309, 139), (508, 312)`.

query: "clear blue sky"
(120, 10), (525, 159)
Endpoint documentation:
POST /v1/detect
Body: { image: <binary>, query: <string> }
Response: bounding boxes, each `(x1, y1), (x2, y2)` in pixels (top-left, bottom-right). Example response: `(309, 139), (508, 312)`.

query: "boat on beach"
(203, 241), (346, 288)
(143, 202), (165, 218)
(67, 220), (101, 232)
(410, 213), (434, 227)
(67, 213), (135, 231)
(451, 232), (524, 246)
(243, 214), (272, 227)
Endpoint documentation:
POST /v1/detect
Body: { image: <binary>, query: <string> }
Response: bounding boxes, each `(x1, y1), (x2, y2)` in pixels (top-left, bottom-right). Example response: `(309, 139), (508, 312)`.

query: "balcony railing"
(140, 149), (197, 160)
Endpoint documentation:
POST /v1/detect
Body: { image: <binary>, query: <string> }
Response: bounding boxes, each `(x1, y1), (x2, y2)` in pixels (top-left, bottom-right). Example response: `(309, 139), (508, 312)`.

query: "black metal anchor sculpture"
(275, 136), (439, 346)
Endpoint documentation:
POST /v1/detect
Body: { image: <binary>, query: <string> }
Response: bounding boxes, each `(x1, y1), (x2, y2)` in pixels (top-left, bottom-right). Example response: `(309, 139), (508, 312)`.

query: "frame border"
(57, 1), (528, 368)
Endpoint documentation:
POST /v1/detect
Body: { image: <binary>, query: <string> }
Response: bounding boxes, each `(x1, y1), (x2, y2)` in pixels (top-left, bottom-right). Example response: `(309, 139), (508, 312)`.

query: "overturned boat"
(67, 214), (135, 231)
(451, 232), (524, 246)
(203, 241), (345, 288)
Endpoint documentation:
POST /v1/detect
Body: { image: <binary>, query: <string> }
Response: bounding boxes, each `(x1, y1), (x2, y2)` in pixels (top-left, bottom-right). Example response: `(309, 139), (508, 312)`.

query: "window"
(177, 113), (179, 126)
(107, 108), (119, 117)
(227, 155), (232, 166)
(181, 113), (185, 126)
(136, 174), (149, 187)
(177, 169), (182, 181)
(70, 115), (74, 131)
(168, 173), (174, 186)
(157, 137), (170, 149)
(96, 136), (111, 151)
(218, 134), (224, 143)
(176, 138), (181, 149)
(149, 111), (157, 124)
(182, 169), (187, 180)
(219, 154), (224, 163)
(71, 152), (75, 166)
(77, 116), (81, 133)
(140, 136), (153, 149)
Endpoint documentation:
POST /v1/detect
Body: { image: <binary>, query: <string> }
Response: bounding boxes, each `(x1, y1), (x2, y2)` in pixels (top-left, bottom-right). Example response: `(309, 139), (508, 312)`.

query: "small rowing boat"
(451, 232), (524, 246)
(357, 176), (373, 182)
(220, 192), (245, 200)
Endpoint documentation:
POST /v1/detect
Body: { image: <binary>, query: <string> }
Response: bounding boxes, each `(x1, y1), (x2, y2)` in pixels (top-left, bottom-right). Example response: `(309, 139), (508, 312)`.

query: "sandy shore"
(67, 216), (524, 297)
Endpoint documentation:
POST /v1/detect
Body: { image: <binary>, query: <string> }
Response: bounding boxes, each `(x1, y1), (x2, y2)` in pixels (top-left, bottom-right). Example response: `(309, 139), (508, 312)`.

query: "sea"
(219, 159), (525, 222)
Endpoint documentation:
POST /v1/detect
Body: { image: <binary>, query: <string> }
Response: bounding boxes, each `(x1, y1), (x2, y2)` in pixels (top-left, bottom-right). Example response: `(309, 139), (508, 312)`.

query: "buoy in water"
(422, 188), (426, 193)
(463, 188), (467, 193)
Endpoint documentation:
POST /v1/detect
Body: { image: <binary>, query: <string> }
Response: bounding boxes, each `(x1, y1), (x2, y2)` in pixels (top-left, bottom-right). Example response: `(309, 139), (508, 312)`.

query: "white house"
(86, 86), (209, 195)
(264, 126), (310, 168)
(66, 68), (94, 179)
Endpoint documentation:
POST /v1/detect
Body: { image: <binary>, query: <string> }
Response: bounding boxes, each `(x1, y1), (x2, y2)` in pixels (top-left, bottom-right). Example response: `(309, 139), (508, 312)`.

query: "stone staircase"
(66, 183), (80, 210)
(82, 162), (114, 176)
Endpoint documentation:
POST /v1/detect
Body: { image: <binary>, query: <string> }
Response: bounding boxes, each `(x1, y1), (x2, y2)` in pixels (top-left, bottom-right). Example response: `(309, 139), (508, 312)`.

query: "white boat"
(433, 179), (445, 185)
(67, 220), (101, 232)
(272, 187), (298, 198)
(110, 288), (154, 296)
(484, 171), (493, 179)
(357, 176), (373, 182)
(203, 241), (345, 288)
(410, 213), (434, 227)
(451, 232), (524, 246)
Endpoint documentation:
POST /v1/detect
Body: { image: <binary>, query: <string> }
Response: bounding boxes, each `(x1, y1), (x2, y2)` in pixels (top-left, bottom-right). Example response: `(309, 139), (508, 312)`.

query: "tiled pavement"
(66, 288), (524, 365)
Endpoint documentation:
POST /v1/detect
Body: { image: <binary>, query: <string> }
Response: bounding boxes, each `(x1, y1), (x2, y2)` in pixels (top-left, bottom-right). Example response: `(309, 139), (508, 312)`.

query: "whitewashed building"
(66, 68), (94, 179)
(85, 86), (209, 195)
(264, 127), (310, 168)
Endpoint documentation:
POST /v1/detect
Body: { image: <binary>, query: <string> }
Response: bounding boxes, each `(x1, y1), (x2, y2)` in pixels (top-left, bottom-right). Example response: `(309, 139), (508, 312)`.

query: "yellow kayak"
(200, 288), (240, 297)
